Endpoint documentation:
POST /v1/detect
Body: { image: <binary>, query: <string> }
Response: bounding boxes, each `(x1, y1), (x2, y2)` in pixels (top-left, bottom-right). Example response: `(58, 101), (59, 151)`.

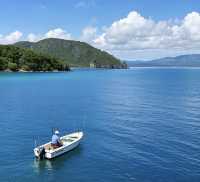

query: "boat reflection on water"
(33, 159), (53, 172)
(32, 145), (83, 173)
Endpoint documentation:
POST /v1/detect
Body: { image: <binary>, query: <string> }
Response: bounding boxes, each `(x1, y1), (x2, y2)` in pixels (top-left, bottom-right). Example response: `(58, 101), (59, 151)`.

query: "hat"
(55, 130), (60, 135)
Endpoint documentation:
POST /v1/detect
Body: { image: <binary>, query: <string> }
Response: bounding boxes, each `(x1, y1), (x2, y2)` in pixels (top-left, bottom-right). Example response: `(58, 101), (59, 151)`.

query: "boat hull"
(45, 139), (81, 159)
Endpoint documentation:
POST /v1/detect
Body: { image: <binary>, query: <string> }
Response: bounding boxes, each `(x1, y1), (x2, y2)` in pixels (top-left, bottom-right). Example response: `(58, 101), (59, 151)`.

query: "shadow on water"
(32, 145), (83, 174)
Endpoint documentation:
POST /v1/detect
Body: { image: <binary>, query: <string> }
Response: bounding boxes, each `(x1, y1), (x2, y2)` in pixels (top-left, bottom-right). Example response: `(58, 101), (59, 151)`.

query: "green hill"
(14, 38), (127, 68)
(0, 45), (70, 72)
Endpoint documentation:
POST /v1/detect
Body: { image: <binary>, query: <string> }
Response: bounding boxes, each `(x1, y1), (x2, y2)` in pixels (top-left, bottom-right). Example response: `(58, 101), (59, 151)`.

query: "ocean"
(0, 68), (199, 182)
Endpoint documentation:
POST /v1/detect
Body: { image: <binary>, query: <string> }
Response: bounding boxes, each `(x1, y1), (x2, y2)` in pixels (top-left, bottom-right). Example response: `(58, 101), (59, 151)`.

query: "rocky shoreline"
(1, 69), (69, 73)
(1, 66), (128, 73)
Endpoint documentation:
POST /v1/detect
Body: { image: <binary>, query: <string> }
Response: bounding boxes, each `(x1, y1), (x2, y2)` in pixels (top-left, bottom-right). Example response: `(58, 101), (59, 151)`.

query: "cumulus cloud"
(0, 28), (72, 45)
(93, 11), (200, 59)
(1, 11), (200, 60)
(27, 33), (40, 42)
(45, 28), (72, 39)
(80, 26), (97, 42)
(0, 31), (23, 44)
(26, 28), (72, 42)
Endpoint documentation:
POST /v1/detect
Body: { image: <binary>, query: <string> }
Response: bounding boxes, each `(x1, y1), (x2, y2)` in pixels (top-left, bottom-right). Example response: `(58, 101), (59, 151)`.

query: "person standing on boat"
(51, 130), (63, 148)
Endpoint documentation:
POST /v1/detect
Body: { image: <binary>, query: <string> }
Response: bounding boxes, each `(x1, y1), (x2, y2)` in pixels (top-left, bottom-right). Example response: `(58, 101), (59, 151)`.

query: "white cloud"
(93, 11), (200, 59)
(27, 33), (40, 42)
(26, 28), (72, 42)
(2, 11), (200, 60)
(80, 26), (97, 42)
(5, 31), (23, 43)
(0, 28), (72, 45)
(45, 28), (72, 39)
(182, 12), (200, 41)
(0, 31), (23, 44)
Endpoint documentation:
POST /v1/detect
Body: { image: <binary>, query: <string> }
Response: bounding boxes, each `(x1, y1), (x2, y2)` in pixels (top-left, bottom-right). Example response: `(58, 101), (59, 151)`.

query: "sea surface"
(0, 68), (200, 182)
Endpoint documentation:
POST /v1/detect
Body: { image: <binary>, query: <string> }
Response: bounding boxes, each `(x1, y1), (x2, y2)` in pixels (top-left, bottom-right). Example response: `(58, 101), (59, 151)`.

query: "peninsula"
(14, 38), (127, 69)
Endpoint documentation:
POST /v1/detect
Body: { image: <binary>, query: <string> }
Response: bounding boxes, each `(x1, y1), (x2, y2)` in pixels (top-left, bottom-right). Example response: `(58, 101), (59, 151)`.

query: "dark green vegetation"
(15, 38), (127, 68)
(127, 54), (200, 67)
(0, 45), (70, 72)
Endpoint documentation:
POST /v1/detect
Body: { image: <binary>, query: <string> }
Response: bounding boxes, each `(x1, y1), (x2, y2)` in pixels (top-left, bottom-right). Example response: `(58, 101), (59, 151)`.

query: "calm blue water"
(0, 68), (200, 182)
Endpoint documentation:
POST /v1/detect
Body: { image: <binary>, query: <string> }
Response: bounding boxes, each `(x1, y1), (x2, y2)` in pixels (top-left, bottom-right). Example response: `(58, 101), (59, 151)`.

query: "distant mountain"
(15, 38), (127, 68)
(127, 54), (200, 67)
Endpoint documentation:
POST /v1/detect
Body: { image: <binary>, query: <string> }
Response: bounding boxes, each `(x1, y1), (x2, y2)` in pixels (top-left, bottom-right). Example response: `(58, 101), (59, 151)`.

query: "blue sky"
(1, 0), (200, 60)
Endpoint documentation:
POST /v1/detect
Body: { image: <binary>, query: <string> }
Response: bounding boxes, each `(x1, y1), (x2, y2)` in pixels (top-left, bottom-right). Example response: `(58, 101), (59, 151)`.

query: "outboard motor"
(40, 147), (46, 159)
(36, 147), (46, 160)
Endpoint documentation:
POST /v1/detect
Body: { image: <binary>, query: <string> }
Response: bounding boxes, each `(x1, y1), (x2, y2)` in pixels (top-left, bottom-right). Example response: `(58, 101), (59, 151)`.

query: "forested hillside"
(15, 38), (127, 68)
(0, 45), (70, 71)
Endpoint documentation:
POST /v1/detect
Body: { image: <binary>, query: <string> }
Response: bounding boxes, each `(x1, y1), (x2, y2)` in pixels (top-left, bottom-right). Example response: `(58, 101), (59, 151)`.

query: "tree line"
(0, 45), (70, 71)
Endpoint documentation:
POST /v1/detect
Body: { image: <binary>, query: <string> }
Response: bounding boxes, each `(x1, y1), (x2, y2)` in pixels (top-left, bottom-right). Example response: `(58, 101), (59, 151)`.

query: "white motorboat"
(34, 131), (83, 159)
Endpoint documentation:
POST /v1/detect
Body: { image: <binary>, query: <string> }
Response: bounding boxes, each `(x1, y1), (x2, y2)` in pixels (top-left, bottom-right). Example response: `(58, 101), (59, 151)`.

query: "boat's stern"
(34, 147), (40, 158)
(34, 147), (46, 159)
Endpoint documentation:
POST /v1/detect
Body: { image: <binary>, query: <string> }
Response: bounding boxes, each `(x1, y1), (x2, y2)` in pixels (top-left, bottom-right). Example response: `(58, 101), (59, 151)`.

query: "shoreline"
(0, 67), (128, 73)
(0, 70), (70, 73)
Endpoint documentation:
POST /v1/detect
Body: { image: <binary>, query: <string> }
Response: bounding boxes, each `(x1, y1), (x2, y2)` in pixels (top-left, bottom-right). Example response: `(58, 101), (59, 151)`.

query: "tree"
(0, 57), (8, 70)
(8, 62), (18, 71)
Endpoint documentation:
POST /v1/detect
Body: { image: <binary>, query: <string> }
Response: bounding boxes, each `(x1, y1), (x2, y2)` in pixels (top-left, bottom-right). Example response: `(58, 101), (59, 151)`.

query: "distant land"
(126, 54), (200, 67)
(14, 38), (127, 69)
(0, 45), (70, 72)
